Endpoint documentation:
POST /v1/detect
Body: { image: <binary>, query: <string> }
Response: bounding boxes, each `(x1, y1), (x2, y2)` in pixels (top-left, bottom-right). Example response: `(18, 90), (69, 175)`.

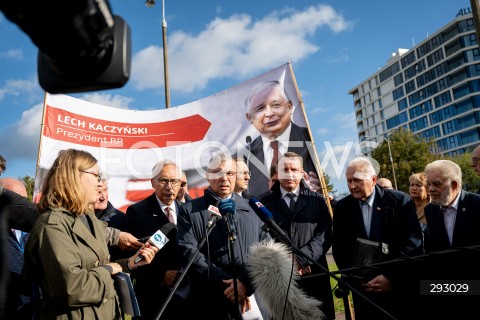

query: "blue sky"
(0, 0), (468, 194)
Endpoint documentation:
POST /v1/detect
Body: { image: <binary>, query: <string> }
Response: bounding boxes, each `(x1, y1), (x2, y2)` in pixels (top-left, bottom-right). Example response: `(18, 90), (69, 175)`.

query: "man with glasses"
(471, 145), (480, 194)
(125, 159), (187, 320)
(177, 153), (270, 319)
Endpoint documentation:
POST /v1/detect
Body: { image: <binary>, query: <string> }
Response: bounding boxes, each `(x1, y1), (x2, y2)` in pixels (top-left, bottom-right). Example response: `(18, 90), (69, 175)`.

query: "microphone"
(207, 203), (222, 228)
(218, 198), (237, 241)
(248, 197), (291, 246)
(246, 136), (252, 145)
(134, 222), (176, 264)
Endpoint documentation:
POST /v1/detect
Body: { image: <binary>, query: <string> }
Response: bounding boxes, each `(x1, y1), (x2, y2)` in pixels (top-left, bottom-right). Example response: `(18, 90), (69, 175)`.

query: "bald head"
(0, 177), (28, 198)
(377, 178), (393, 189)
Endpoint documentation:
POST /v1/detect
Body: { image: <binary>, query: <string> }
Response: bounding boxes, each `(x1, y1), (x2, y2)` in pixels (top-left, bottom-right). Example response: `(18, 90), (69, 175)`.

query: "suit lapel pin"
(377, 207), (381, 211)
(462, 208), (466, 212)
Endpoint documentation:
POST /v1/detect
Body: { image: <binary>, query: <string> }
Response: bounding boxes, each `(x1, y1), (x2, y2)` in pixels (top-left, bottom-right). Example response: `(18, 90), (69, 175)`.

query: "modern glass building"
(349, 7), (480, 156)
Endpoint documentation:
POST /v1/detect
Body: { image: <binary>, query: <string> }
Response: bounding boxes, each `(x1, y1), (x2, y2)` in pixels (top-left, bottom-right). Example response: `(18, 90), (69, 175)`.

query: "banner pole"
(33, 91), (48, 202)
(287, 62), (332, 215)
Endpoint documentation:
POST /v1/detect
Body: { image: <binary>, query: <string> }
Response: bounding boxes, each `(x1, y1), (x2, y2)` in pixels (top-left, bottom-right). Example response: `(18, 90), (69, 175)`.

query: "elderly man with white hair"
(421, 159), (480, 320)
(332, 157), (422, 320)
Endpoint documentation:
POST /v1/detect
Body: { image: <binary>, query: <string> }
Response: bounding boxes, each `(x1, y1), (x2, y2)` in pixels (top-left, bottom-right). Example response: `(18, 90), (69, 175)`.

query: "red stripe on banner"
(43, 105), (211, 149)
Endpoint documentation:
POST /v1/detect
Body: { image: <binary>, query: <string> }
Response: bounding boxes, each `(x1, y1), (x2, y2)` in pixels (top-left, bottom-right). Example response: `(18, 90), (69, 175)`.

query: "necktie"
(270, 140), (279, 169)
(360, 201), (370, 237)
(286, 192), (296, 213)
(165, 207), (175, 224)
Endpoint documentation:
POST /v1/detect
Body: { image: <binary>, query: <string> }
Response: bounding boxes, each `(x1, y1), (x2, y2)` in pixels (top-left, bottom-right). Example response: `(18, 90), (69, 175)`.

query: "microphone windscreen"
(218, 198), (236, 217)
(246, 136), (252, 144)
(247, 240), (324, 320)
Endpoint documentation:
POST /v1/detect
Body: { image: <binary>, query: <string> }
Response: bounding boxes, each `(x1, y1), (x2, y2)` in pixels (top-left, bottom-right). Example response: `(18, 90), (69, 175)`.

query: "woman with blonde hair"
(23, 149), (158, 319)
(409, 172), (430, 253)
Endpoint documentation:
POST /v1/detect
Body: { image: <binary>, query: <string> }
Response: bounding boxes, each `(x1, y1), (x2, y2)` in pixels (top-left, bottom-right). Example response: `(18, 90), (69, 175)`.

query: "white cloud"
(0, 103), (43, 159)
(131, 4), (352, 92)
(80, 93), (134, 109)
(0, 49), (24, 60)
(317, 127), (329, 135)
(0, 77), (40, 102)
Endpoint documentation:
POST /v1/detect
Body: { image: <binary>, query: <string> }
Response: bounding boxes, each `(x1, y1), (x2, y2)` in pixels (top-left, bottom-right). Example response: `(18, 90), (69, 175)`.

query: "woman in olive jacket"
(22, 149), (158, 320)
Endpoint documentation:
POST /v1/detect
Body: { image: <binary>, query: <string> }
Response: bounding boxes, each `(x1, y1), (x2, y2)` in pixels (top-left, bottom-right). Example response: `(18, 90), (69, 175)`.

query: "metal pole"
(161, 0), (171, 109)
(385, 138), (398, 190)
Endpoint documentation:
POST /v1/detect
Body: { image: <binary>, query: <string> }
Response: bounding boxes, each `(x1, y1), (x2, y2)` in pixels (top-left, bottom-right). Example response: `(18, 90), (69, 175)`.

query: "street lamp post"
(363, 135), (398, 190)
(384, 138), (398, 190)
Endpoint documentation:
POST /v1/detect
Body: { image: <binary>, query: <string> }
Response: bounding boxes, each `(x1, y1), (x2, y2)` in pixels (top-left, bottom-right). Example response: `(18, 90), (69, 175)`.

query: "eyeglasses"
(180, 181), (187, 187)
(156, 178), (181, 187)
(80, 170), (102, 183)
(472, 157), (479, 166)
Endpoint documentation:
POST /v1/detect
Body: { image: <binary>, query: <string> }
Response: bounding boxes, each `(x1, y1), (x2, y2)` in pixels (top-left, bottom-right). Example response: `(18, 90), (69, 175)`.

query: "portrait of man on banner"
(241, 71), (317, 198)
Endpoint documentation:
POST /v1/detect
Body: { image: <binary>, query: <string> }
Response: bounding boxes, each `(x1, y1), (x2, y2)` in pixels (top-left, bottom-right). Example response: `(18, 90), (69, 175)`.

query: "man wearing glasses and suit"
(125, 160), (188, 319)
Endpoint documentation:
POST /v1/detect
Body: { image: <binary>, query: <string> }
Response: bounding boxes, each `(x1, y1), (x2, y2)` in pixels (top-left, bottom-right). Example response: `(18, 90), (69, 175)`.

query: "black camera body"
(0, 0), (131, 93)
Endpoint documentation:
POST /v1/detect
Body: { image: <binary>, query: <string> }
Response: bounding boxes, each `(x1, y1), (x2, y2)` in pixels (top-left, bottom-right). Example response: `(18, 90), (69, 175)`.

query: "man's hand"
(362, 274), (392, 293)
(118, 231), (142, 250)
(223, 279), (247, 303)
(303, 171), (321, 192)
(162, 270), (181, 288)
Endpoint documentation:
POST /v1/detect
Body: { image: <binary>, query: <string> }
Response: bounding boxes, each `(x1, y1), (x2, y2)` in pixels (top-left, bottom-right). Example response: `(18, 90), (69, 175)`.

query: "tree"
(323, 172), (335, 194)
(443, 152), (480, 193)
(370, 127), (438, 193)
(22, 175), (35, 201)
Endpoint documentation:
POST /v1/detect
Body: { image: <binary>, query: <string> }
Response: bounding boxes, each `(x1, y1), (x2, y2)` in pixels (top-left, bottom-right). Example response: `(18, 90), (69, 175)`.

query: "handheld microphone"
(248, 197), (291, 246)
(207, 203), (222, 228)
(218, 198), (237, 241)
(134, 222), (176, 264)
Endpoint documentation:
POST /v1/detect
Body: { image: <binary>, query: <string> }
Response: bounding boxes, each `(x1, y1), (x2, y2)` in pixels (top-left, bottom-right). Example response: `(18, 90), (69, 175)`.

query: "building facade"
(349, 7), (479, 156)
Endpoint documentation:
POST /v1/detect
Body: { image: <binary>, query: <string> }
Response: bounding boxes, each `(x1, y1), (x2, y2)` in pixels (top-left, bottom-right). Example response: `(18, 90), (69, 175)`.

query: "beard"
(430, 185), (453, 206)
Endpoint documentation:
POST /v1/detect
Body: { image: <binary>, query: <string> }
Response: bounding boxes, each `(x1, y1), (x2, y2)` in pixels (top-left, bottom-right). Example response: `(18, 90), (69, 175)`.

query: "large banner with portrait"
(35, 62), (322, 211)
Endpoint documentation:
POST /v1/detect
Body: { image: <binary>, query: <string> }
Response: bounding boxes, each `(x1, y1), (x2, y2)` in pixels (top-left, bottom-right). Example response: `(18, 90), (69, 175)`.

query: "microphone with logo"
(134, 222), (176, 264)
(248, 197), (292, 246)
(218, 198), (237, 241)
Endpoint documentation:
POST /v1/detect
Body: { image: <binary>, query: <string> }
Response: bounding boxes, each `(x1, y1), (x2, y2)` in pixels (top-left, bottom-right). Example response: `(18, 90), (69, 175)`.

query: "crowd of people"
(1, 81), (480, 320)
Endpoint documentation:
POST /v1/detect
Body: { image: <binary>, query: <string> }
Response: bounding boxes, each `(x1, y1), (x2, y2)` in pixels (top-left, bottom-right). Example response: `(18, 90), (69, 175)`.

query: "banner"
(35, 62), (319, 211)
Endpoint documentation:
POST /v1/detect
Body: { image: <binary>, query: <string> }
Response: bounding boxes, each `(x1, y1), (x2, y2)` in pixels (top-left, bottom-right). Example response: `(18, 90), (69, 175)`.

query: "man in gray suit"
(243, 80), (317, 197)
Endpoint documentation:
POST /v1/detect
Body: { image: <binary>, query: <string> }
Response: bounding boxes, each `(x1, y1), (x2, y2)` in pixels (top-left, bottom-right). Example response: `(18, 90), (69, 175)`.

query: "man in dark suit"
(261, 152), (334, 319)
(177, 153), (270, 320)
(332, 157), (422, 320)
(125, 160), (187, 320)
(421, 159), (480, 319)
(233, 157), (251, 199)
(243, 80), (317, 197)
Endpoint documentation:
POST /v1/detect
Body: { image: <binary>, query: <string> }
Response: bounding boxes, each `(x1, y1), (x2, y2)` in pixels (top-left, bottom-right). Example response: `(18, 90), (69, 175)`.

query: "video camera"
(0, 0), (131, 93)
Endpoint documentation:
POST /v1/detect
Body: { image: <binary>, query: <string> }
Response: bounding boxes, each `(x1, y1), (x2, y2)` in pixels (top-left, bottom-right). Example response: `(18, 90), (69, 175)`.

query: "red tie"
(270, 140), (279, 169)
(165, 207), (175, 224)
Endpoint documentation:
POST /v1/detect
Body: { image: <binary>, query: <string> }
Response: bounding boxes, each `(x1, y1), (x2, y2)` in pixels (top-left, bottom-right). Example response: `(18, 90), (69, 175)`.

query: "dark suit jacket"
(332, 186), (422, 320)
(177, 189), (270, 320)
(421, 190), (480, 319)
(125, 193), (184, 320)
(245, 122), (316, 198)
(261, 181), (335, 320)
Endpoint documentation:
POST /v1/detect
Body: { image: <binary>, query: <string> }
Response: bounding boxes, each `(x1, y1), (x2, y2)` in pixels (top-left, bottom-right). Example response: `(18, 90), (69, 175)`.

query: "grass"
(329, 262), (354, 317)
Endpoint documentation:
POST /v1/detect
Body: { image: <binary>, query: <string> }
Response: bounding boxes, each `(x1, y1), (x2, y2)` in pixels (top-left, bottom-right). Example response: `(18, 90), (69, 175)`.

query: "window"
(386, 111), (408, 129)
(393, 87), (404, 100)
(394, 73), (404, 86)
(398, 98), (408, 111)
(405, 80), (416, 94)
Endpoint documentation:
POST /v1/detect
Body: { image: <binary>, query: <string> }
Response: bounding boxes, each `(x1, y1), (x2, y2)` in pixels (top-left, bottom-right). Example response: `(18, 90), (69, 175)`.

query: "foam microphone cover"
(247, 240), (324, 320)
